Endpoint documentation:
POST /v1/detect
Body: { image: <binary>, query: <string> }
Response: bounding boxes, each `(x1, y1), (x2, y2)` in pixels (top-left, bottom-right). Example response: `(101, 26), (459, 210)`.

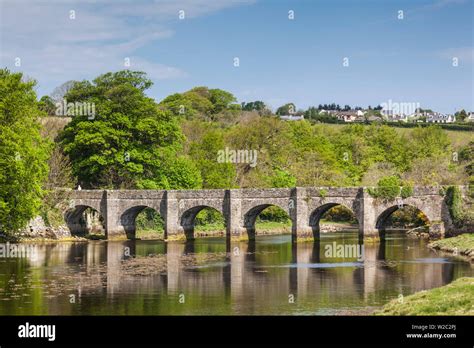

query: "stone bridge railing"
(61, 186), (466, 242)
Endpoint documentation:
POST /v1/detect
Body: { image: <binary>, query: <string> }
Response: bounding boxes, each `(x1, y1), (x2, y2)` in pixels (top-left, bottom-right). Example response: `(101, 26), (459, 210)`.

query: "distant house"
(333, 110), (364, 123)
(366, 115), (382, 122)
(426, 113), (456, 123)
(466, 112), (474, 122)
(389, 114), (409, 122)
(280, 115), (304, 121)
(383, 109), (415, 122)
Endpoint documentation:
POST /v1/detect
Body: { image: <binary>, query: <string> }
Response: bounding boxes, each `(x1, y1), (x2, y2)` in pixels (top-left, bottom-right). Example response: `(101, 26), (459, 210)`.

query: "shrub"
(368, 176), (413, 200)
(445, 186), (464, 228)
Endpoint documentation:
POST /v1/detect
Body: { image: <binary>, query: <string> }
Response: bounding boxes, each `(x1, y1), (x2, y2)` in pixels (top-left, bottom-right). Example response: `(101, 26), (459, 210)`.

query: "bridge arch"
(180, 205), (226, 240)
(309, 202), (359, 237)
(120, 205), (164, 239)
(375, 203), (431, 238)
(65, 205), (105, 237)
(243, 203), (292, 240)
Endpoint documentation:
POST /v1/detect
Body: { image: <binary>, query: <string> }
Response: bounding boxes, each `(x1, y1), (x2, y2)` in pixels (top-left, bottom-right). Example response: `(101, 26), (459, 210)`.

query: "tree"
(0, 69), (50, 234)
(189, 130), (236, 188)
(50, 80), (77, 103)
(276, 103), (296, 115)
(455, 109), (468, 122)
(242, 101), (266, 112)
(408, 126), (450, 159)
(208, 88), (239, 114)
(38, 95), (56, 116)
(59, 70), (201, 189)
(159, 86), (240, 121)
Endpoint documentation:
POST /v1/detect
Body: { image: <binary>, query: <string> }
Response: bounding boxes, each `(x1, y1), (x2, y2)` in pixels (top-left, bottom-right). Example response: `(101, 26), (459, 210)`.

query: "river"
(0, 231), (472, 315)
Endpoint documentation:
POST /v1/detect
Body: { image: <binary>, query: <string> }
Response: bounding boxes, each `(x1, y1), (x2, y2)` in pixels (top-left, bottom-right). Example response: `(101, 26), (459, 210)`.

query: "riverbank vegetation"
(429, 234), (474, 261)
(1, 69), (474, 236)
(375, 277), (474, 315)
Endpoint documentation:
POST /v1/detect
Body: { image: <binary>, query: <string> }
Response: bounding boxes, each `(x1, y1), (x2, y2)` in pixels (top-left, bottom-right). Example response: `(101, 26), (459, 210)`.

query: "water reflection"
(0, 232), (471, 315)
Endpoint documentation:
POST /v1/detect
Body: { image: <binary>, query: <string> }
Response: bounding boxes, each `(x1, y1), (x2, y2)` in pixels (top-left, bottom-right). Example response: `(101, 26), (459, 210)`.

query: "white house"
(388, 114), (409, 122)
(280, 115), (304, 121)
(466, 112), (474, 122)
(426, 113), (456, 123)
(334, 111), (363, 122)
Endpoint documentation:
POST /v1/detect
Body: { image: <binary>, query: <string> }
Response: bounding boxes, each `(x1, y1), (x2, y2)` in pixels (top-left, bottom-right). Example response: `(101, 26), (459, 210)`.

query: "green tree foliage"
(38, 95), (56, 116)
(189, 130), (236, 188)
(322, 205), (357, 223)
(270, 169), (297, 188)
(455, 109), (467, 122)
(59, 70), (201, 189)
(408, 126), (450, 159)
(242, 100), (266, 112)
(386, 206), (429, 228)
(276, 103), (296, 115)
(159, 86), (240, 121)
(258, 206), (290, 223)
(0, 69), (50, 234)
(445, 186), (464, 227)
(460, 141), (474, 176)
(367, 175), (413, 200)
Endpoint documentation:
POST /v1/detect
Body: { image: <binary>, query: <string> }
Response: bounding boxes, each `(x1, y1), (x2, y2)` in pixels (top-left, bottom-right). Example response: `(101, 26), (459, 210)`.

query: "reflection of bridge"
(26, 239), (456, 315)
(63, 186), (465, 241)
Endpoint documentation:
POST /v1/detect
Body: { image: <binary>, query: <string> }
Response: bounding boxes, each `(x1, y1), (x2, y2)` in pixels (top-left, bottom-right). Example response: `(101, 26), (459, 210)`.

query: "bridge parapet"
(174, 189), (227, 199)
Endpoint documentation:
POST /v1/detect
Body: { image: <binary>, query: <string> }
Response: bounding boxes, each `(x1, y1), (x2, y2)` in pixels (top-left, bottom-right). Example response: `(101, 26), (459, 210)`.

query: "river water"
(0, 231), (472, 315)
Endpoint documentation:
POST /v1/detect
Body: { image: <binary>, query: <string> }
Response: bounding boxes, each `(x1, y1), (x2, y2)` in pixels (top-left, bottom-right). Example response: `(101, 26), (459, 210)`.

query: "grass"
(375, 277), (474, 316)
(134, 220), (292, 239)
(136, 229), (164, 240)
(429, 234), (474, 260)
(320, 123), (474, 148)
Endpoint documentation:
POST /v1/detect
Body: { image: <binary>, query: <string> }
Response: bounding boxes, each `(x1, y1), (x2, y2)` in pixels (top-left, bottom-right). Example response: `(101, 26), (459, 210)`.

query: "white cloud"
(0, 0), (254, 93)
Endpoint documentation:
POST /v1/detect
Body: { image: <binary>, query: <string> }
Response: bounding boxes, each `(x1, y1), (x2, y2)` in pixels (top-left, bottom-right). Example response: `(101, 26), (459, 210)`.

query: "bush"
(258, 206), (290, 223)
(400, 185), (414, 199)
(445, 186), (464, 228)
(469, 177), (474, 198)
(368, 176), (413, 200)
(322, 205), (357, 223)
(136, 208), (164, 231)
(194, 208), (225, 226)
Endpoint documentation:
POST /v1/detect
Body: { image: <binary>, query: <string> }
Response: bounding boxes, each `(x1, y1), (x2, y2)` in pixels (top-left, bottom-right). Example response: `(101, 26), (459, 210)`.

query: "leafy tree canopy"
(159, 86), (240, 121)
(0, 69), (50, 233)
(276, 103), (296, 115)
(59, 70), (201, 189)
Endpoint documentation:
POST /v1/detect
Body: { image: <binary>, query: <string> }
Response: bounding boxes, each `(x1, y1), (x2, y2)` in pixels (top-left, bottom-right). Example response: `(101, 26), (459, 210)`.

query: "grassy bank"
(135, 220), (293, 239)
(375, 277), (474, 315)
(429, 234), (474, 261)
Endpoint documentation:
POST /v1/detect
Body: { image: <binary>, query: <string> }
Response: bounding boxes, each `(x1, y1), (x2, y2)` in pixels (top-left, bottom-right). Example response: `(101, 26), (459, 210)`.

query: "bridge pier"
(226, 189), (249, 241)
(104, 191), (128, 240)
(292, 187), (314, 242)
(164, 191), (186, 241)
(356, 189), (379, 242)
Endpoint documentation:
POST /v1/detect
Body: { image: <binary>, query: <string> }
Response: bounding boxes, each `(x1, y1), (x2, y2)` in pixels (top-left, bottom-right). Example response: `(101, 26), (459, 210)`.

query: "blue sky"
(1, 0), (472, 113)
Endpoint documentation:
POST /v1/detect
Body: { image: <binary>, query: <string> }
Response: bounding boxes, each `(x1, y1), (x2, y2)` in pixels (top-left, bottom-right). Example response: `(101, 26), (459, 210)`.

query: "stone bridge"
(63, 186), (464, 242)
